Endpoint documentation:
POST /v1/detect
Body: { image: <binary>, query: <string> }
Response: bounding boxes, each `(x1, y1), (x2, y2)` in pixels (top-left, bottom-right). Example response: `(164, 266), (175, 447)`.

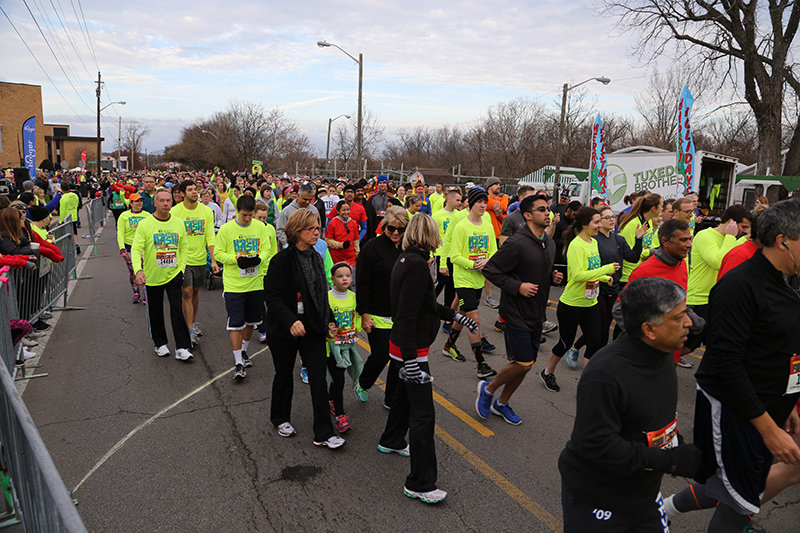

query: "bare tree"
(122, 121), (151, 172)
(333, 108), (385, 174)
(597, 0), (800, 175)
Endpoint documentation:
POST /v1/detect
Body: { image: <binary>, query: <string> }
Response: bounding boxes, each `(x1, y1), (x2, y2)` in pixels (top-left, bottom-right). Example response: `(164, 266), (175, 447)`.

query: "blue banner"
(676, 85), (696, 195)
(22, 116), (36, 181)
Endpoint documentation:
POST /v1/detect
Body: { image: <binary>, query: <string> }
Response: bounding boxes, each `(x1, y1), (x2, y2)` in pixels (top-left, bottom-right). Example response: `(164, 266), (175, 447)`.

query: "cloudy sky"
(2, 0), (680, 156)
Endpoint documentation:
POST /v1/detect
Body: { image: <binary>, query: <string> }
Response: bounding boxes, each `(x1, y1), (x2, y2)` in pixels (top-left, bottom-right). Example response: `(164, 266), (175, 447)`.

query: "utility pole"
(96, 71), (101, 175)
(118, 117), (122, 173)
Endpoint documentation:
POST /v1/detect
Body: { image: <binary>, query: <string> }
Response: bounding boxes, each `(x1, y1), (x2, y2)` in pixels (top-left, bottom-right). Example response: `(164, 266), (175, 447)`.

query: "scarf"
(294, 246), (329, 328)
(654, 246), (681, 267)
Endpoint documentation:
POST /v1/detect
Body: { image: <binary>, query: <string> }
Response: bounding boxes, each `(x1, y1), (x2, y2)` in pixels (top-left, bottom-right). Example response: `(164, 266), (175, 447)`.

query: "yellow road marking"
(357, 337), (494, 437)
(373, 378), (561, 531)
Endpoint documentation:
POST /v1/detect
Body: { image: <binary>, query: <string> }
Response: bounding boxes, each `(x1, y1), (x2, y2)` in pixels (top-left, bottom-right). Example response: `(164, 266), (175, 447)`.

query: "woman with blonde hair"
(378, 213), (476, 504)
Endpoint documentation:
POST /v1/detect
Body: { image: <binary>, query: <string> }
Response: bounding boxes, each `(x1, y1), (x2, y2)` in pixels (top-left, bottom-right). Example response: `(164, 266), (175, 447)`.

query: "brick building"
(0, 81), (102, 174)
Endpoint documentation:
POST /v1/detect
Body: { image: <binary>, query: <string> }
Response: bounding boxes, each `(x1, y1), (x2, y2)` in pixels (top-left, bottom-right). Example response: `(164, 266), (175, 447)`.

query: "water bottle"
(399, 367), (434, 384)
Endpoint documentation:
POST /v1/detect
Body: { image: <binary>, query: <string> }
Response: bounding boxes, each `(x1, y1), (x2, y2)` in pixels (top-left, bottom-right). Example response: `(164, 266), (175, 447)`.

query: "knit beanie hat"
(468, 186), (488, 209)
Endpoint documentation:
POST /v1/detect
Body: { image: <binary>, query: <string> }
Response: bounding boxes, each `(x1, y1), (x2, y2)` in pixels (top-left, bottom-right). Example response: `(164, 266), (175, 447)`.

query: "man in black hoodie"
(558, 277), (701, 532)
(478, 193), (560, 425)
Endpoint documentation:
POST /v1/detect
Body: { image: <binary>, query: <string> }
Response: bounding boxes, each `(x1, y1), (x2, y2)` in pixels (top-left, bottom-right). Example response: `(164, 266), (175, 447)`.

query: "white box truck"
(566, 146), (739, 215)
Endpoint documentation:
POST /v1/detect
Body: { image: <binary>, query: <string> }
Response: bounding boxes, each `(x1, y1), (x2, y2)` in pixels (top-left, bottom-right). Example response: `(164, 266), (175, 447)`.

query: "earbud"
(782, 241), (789, 249)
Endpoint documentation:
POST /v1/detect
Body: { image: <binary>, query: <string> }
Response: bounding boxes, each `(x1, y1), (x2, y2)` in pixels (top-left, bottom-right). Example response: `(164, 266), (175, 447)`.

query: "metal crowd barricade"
(82, 199), (109, 259)
(0, 279), (88, 532)
(5, 218), (86, 327)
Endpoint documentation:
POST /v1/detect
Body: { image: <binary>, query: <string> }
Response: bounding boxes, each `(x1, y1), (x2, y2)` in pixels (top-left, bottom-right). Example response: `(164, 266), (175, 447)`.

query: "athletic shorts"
(72, 221), (79, 235)
(693, 386), (772, 515)
(182, 265), (205, 288)
(456, 287), (482, 313)
(503, 322), (541, 365)
(561, 480), (668, 533)
(223, 290), (264, 330)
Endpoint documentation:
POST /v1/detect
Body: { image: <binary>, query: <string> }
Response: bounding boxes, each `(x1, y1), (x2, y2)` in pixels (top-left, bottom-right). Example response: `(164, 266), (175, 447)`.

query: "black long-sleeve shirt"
(594, 231), (642, 296)
(355, 234), (401, 318)
(696, 249), (800, 424)
(482, 225), (554, 331)
(559, 333), (681, 512)
(390, 246), (455, 361)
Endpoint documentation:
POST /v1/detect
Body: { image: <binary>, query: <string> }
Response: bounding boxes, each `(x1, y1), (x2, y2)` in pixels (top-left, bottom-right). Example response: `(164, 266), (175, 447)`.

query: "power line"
(21, 0), (95, 113)
(293, 63), (357, 120)
(50, 0), (94, 78)
(0, 5), (93, 129)
(75, 0), (98, 69)
(29, 0), (85, 87)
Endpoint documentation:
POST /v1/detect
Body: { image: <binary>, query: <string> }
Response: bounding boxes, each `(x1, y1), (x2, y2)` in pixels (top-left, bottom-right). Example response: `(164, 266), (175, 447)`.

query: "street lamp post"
(96, 92), (127, 175)
(326, 114), (351, 172)
(553, 76), (611, 199)
(201, 129), (219, 139)
(317, 41), (363, 179)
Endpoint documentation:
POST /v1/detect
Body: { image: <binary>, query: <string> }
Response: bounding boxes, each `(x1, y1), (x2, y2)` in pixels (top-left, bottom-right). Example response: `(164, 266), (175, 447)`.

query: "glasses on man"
(304, 226), (321, 233)
(385, 225), (406, 234)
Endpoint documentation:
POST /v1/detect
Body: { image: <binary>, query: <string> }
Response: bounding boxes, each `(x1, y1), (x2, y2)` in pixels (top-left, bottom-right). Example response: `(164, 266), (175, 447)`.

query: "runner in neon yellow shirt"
(130, 189), (193, 361)
(432, 190), (463, 325)
(58, 180), (81, 255)
(443, 186), (498, 379)
(214, 195), (272, 380)
(618, 193), (663, 283)
(542, 207), (619, 392)
(171, 180), (218, 346)
(117, 193), (151, 303)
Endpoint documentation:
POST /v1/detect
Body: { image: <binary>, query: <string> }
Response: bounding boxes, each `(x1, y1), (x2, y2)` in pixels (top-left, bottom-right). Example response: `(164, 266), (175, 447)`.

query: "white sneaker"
(403, 486), (448, 503)
(155, 345), (170, 357)
(175, 348), (194, 361)
(22, 337), (38, 347)
(313, 435), (345, 449)
(193, 322), (203, 336)
(22, 347), (37, 360)
(276, 422), (296, 437)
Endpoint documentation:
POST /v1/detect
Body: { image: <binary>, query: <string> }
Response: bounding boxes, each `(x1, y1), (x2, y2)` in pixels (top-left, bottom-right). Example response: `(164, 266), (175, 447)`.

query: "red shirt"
(326, 217), (359, 265)
(628, 254), (688, 289)
(717, 240), (758, 281)
(327, 201), (366, 226)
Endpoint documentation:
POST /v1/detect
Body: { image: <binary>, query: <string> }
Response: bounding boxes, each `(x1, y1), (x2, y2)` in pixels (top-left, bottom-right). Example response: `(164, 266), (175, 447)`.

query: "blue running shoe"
(490, 400), (522, 425)
(565, 347), (579, 369)
(475, 381), (492, 419)
(300, 367), (309, 384)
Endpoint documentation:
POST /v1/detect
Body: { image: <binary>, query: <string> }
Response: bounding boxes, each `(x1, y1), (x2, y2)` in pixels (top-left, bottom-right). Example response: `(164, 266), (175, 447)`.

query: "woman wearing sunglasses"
(325, 200), (360, 267)
(353, 206), (409, 404)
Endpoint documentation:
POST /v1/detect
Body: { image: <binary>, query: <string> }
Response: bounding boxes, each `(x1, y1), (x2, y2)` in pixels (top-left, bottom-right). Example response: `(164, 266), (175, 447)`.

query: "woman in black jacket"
(354, 205), (409, 404)
(264, 209), (343, 449)
(0, 206), (35, 257)
(377, 213), (476, 504)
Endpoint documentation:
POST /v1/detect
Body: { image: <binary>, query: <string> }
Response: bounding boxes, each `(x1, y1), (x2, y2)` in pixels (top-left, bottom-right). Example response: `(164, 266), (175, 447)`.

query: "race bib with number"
(786, 354), (800, 395)
(646, 418), (678, 449)
(585, 280), (600, 299)
(335, 329), (357, 345)
(156, 251), (177, 268)
(296, 292), (304, 315)
(239, 255), (258, 277)
(112, 200), (125, 209)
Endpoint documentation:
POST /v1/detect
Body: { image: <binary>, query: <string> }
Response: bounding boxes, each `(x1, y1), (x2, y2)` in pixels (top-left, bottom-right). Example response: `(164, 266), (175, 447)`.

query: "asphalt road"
(17, 212), (800, 532)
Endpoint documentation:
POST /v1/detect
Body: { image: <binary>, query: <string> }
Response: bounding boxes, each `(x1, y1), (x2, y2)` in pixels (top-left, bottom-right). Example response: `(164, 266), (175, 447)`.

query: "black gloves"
(666, 443), (702, 478)
(342, 240), (351, 249)
(236, 256), (261, 268)
(236, 256), (249, 269)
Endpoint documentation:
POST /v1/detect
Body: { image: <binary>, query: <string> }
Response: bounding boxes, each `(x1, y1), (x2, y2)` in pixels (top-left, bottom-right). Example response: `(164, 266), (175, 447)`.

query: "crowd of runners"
(32, 166), (797, 531)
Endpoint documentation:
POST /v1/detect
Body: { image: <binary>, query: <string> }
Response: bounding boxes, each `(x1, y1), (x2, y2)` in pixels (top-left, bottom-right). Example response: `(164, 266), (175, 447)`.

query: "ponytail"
(619, 193), (662, 231)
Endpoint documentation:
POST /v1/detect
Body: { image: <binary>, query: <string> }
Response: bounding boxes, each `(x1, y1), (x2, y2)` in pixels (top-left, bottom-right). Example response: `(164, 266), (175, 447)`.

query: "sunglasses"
(385, 225), (406, 234)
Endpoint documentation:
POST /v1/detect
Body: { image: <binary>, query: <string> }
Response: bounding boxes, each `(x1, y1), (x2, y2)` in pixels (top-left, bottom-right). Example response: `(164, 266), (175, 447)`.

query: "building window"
(0, 125), (3, 154)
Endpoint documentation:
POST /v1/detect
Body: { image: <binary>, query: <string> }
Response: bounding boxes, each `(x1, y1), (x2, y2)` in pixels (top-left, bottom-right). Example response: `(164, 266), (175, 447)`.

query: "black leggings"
(552, 302), (602, 360)
(574, 293), (616, 350)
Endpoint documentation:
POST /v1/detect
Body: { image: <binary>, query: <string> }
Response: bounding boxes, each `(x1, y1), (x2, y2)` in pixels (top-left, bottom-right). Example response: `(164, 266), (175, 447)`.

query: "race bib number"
(156, 251), (177, 268)
(646, 419), (678, 449)
(335, 329), (357, 345)
(112, 200), (125, 209)
(786, 354), (800, 395)
(469, 253), (486, 266)
(296, 292), (304, 315)
(376, 210), (386, 218)
(239, 265), (258, 277)
(585, 281), (599, 299)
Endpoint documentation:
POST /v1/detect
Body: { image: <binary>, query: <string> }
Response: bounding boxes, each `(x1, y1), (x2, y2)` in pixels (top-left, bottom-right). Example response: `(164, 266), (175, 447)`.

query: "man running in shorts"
(478, 193), (560, 424)
(131, 189), (193, 361)
(432, 189), (462, 330)
(171, 180), (218, 346)
(214, 194), (271, 379)
(664, 200), (800, 532)
(443, 186), (497, 379)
